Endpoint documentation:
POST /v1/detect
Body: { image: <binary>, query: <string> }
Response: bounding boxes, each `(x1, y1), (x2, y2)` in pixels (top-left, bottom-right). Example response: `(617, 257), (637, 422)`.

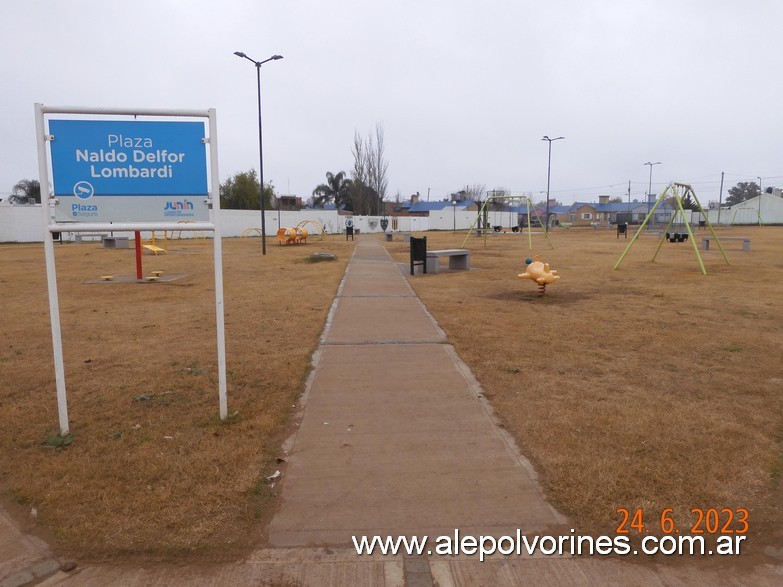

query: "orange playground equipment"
(276, 227), (309, 245)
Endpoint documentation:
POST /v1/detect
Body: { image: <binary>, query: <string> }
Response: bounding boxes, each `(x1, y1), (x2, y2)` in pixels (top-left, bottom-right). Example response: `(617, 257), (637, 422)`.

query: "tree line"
(4, 179), (41, 204)
(311, 122), (389, 215)
(3, 167), (771, 213)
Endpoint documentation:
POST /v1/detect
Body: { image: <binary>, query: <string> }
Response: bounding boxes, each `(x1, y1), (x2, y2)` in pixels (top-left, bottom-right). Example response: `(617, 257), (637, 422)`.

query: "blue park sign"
(48, 119), (209, 222)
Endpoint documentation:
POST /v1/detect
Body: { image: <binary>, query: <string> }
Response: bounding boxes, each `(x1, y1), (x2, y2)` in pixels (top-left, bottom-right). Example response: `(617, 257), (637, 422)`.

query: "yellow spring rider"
(518, 256), (560, 296)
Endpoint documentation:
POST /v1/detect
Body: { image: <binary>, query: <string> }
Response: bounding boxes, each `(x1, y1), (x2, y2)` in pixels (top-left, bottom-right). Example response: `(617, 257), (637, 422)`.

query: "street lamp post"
(452, 200), (457, 233)
(234, 51), (283, 255)
(541, 135), (564, 233)
(644, 161), (662, 227)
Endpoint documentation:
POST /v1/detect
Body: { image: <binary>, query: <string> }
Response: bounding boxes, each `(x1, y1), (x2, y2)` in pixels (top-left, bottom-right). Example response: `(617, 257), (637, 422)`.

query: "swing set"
(614, 182), (730, 274)
(460, 195), (555, 250)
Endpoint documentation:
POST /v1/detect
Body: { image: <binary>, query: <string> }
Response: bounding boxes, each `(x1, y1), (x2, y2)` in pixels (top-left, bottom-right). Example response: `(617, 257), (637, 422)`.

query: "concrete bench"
(74, 232), (109, 243)
(426, 249), (470, 273)
(103, 236), (130, 249)
(702, 237), (751, 252)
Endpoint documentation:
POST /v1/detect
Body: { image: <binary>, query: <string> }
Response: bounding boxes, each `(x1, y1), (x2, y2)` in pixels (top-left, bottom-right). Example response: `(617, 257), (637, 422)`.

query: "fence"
(0, 204), (519, 243)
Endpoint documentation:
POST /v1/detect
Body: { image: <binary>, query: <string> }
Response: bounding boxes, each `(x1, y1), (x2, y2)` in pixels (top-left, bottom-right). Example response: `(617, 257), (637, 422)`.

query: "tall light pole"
(644, 161), (662, 226)
(234, 51), (283, 255)
(541, 135), (564, 233)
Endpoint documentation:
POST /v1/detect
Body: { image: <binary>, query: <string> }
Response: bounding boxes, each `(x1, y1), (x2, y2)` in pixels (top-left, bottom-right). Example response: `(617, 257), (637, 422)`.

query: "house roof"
(517, 207), (546, 216)
(408, 200), (471, 213)
(305, 203), (340, 210)
(569, 201), (672, 213)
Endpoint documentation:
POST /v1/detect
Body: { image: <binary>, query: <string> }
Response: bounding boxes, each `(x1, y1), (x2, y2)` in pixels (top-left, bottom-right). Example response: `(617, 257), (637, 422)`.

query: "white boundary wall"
(705, 194), (783, 225)
(0, 205), (519, 242)
(0, 203), (45, 242)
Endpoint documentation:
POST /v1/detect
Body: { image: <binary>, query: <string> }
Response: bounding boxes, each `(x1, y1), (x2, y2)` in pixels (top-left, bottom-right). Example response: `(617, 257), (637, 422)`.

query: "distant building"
(276, 194), (303, 211)
(548, 195), (674, 227)
(393, 192), (477, 216)
(706, 192), (783, 225)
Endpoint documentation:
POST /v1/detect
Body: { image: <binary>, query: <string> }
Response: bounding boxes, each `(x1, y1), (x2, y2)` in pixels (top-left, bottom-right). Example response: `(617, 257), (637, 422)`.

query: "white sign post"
(35, 104), (228, 434)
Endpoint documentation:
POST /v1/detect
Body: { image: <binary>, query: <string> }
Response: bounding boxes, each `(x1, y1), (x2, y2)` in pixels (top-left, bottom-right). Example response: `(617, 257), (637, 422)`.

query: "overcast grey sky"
(3, 0), (782, 205)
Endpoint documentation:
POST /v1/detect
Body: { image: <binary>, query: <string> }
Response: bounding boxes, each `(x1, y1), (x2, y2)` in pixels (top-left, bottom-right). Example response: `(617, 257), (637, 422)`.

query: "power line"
(409, 171), (783, 203)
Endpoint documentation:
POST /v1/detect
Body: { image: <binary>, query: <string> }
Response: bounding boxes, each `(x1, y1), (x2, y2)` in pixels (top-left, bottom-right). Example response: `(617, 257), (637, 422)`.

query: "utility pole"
(644, 161), (662, 229)
(717, 171), (724, 225)
(758, 176), (763, 225)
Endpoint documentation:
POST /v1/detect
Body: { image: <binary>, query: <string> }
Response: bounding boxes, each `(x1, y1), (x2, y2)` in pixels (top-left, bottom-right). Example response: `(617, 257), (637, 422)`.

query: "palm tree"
(312, 171), (352, 210)
(9, 179), (41, 204)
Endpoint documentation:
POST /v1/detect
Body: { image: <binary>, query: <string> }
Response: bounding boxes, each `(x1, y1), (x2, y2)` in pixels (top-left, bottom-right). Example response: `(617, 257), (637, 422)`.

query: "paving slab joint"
(403, 554), (433, 587)
(0, 558), (63, 587)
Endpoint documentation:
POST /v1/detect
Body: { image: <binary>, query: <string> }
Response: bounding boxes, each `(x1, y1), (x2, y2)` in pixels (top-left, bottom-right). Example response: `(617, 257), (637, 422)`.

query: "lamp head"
(234, 51), (246, 58)
(271, 55), (284, 60)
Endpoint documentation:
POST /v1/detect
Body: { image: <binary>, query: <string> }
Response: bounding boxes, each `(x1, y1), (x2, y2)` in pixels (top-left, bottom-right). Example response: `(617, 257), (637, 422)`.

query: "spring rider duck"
(518, 256), (560, 296)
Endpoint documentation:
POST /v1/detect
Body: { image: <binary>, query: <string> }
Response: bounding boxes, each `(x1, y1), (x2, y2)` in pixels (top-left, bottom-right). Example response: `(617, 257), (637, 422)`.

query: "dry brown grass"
(385, 226), (783, 554)
(3, 226), (783, 561)
(0, 235), (354, 560)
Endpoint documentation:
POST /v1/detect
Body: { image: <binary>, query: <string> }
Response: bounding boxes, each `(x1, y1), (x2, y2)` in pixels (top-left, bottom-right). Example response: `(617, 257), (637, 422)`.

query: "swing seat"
(666, 232), (688, 243)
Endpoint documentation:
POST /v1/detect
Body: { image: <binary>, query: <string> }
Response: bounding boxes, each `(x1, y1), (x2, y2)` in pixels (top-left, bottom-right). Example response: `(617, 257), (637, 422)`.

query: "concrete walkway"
(2, 236), (782, 586)
(267, 236), (565, 548)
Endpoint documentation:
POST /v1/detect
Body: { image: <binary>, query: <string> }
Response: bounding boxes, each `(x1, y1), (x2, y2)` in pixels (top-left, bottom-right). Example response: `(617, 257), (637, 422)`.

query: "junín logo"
(164, 199), (194, 211)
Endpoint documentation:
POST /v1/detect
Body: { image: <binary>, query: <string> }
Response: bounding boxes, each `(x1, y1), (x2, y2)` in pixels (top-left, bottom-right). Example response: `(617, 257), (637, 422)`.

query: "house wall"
(569, 205), (597, 227)
(631, 204), (651, 223)
(706, 194), (783, 225)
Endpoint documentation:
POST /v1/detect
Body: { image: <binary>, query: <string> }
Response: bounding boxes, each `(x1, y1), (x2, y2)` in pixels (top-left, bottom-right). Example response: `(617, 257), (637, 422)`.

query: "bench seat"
(701, 237), (751, 252)
(103, 236), (130, 249)
(426, 249), (470, 273)
(74, 232), (109, 243)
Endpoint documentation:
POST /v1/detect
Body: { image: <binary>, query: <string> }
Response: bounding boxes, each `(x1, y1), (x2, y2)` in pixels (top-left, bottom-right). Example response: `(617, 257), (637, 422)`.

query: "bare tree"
(351, 123), (389, 215)
(464, 184), (487, 227)
(465, 184), (486, 201)
(487, 187), (510, 207)
(368, 122), (389, 212)
(351, 131), (369, 214)
(351, 131), (367, 186)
